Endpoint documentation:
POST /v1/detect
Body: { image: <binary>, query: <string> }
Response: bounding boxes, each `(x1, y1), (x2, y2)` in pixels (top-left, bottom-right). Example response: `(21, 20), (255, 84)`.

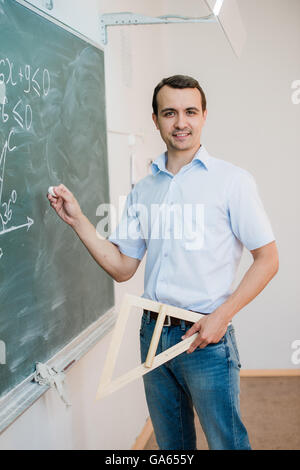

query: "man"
(48, 75), (279, 450)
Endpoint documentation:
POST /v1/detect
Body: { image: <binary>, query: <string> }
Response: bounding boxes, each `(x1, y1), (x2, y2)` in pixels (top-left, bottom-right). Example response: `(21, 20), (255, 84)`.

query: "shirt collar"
(151, 145), (210, 175)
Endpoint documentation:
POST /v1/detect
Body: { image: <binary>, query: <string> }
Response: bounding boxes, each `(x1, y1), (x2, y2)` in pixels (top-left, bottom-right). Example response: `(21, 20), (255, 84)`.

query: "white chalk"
(48, 186), (57, 198)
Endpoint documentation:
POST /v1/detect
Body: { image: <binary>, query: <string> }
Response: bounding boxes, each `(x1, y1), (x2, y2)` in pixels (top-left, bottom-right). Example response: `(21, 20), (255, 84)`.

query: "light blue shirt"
(109, 145), (275, 313)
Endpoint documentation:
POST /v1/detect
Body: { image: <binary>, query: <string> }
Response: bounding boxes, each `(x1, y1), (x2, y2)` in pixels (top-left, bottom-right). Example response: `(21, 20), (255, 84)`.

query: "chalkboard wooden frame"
(0, 0), (116, 433)
(17, 0), (103, 51)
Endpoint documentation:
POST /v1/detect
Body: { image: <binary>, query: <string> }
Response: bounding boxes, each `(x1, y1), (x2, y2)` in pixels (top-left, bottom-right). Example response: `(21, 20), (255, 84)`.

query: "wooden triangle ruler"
(96, 294), (203, 400)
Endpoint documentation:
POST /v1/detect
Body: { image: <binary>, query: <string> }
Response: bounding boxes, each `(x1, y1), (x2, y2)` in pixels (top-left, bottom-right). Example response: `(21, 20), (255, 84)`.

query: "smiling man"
(48, 75), (279, 450)
(152, 79), (207, 173)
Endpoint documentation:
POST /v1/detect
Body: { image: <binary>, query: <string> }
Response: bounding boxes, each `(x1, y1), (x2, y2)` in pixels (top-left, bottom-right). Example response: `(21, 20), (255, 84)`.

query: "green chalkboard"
(0, 0), (114, 402)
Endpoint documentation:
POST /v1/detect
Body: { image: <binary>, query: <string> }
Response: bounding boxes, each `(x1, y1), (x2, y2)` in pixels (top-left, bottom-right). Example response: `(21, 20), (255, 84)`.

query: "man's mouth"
(172, 132), (191, 140)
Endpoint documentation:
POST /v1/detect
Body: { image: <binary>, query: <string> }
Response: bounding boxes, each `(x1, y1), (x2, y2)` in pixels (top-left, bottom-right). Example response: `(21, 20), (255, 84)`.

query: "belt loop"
(180, 320), (186, 331)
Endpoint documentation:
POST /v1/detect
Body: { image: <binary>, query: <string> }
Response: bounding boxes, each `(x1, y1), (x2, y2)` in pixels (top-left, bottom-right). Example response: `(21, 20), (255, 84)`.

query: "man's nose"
(174, 112), (188, 129)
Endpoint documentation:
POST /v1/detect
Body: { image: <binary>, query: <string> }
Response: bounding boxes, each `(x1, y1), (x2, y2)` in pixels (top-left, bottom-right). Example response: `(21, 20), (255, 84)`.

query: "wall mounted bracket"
(100, 12), (216, 46)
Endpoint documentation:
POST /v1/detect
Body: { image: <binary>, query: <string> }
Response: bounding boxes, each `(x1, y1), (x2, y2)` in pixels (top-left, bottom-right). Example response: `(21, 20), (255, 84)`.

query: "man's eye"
(187, 111), (196, 115)
(164, 112), (174, 117)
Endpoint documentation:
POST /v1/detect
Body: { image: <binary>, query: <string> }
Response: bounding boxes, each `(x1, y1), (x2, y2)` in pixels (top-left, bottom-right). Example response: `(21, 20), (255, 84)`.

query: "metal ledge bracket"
(100, 12), (217, 46)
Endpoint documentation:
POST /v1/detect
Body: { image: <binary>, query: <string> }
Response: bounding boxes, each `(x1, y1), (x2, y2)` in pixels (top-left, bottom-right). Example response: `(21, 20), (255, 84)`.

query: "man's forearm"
(215, 252), (279, 323)
(72, 213), (128, 282)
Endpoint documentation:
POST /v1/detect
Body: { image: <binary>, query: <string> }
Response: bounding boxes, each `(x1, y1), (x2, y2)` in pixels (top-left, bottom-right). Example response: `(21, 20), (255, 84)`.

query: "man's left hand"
(182, 310), (230, 353)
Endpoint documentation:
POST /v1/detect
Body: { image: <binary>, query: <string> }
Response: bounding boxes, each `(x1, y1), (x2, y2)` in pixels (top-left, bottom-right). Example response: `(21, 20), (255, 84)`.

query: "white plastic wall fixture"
(205, 0), (247, 57)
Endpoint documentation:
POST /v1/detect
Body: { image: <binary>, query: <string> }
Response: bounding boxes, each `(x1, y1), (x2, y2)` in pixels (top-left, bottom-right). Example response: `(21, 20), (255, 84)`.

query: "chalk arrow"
(0, 217), (34, 236)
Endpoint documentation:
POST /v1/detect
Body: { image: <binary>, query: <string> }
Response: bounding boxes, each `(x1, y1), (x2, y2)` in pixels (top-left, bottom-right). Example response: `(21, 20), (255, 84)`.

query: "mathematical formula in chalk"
(0, 57), (52, 258)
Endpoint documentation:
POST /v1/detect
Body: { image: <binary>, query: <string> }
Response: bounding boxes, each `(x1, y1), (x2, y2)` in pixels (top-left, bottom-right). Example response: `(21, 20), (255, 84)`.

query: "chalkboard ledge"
(0, 308), (116, 434)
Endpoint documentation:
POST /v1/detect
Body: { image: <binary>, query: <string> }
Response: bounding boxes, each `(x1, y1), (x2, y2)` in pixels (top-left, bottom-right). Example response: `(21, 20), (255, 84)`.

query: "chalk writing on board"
(0, 57), (51, 257)
(0, 340), (5, 365)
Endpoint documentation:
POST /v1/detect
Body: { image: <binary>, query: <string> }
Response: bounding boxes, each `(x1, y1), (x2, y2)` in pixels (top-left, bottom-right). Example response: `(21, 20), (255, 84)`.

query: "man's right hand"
(47, 184), (83, 228)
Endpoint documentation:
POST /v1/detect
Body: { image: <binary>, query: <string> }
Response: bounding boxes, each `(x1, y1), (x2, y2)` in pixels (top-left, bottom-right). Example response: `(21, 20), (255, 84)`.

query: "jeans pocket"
(229, 328), (241, 368)
(206, 336), (225, 347)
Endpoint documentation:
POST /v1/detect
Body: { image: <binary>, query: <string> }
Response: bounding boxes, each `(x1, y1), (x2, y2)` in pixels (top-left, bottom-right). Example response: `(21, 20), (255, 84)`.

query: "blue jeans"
(140, 312), (251, 450)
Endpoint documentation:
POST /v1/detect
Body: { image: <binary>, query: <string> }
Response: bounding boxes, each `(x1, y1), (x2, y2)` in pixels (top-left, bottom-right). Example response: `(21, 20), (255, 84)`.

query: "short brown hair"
(152, 75), (207, 116)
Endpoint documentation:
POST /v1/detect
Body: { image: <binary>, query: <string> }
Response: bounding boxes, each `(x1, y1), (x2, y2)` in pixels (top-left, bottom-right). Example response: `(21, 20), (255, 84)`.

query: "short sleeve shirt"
(109, 145), (275, 313)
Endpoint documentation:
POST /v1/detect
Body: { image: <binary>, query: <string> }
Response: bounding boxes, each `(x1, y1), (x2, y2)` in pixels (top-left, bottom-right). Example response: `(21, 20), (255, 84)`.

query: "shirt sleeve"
(228, 171), (276, 251)
(108, 189), (147, 260)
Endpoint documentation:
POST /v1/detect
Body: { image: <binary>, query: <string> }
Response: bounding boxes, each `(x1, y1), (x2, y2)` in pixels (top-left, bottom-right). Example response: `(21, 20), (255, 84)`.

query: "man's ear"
(203, 109), (208, 123)
(152, 113), (159, 130)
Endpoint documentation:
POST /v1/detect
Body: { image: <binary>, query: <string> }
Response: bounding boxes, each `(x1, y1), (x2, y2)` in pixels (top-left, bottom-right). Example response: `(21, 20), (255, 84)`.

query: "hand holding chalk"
(47, 184), (83, 229)
(48, 186), (58, 198)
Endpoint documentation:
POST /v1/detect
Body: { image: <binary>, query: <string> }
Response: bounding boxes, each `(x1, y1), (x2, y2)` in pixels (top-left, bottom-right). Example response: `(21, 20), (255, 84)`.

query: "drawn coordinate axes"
(0, 57), (51, 258)
(0, 216), (34, 236)
(0, 128), (34, 259)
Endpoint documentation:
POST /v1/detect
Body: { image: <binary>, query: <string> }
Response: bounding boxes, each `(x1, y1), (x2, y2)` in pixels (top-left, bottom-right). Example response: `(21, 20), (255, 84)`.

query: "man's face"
(152, 86), (207, 154)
